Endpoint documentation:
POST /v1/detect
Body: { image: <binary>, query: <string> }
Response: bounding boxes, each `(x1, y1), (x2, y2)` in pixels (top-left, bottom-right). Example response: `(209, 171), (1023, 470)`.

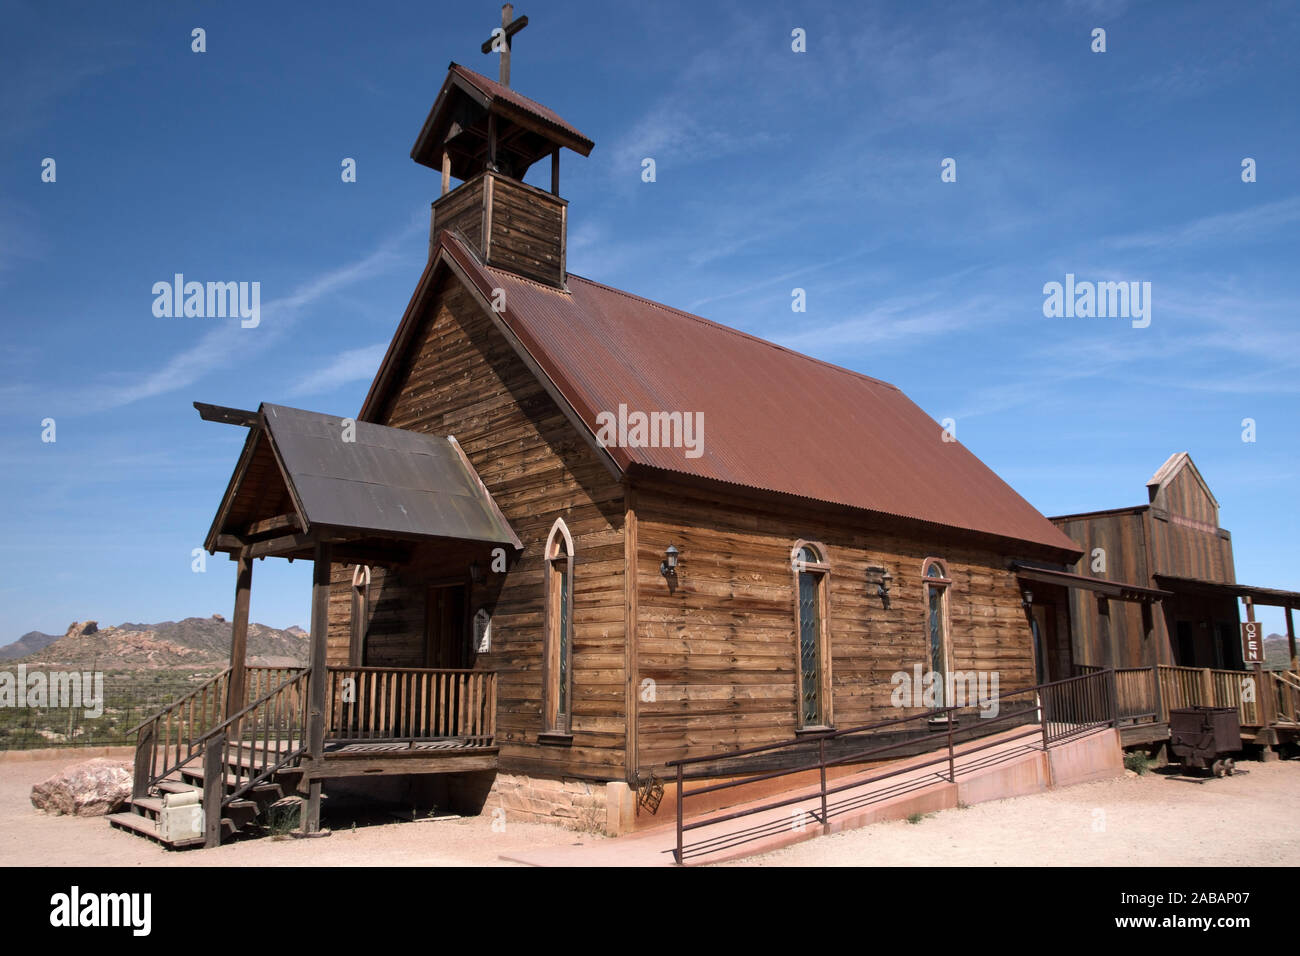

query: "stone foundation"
(479, 772), (634, 835)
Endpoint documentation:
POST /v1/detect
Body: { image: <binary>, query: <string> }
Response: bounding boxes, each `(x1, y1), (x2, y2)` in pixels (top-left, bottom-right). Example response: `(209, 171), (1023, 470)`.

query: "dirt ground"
(3, 755), (1297, 867)
(0, 756), (601, 867)
(726, 757), (1300, 867)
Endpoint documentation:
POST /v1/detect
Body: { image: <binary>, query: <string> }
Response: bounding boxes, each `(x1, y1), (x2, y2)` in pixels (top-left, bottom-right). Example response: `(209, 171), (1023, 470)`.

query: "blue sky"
(1, 0), (1297, 641)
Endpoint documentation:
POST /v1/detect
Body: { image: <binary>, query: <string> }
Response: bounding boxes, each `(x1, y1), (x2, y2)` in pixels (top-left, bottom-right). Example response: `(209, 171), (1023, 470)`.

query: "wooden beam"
(304, 541), (332, 834)
(1287, 606), (1297, 671)
(331, 543), (412, 567)
(214, 534), (244, 553)
(441, 148), (451, 197)
(551, 146), (559, 195)
(623, 484), (639, 785)
(247, 532), (316, 560)
(193, 401), (259, 427)
(244, 513), (302, 539)
(224, 549), (253, 718)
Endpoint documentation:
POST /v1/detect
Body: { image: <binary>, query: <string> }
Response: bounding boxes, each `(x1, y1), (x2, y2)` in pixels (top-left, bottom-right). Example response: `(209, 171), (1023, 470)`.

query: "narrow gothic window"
(792, 542), (832, 728)
(544, 519), (575, 735)
(923, 559), (952, 700)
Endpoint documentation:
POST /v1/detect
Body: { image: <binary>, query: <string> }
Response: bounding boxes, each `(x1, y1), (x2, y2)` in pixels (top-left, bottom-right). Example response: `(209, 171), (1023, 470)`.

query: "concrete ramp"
(500, 726), (1123, 867)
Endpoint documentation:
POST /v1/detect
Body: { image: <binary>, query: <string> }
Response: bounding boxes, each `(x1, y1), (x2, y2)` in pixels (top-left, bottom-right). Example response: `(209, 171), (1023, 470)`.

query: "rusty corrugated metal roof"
(435, 233), (1080, 556)
(446, 63), (593, 150)
(238, 403), (519, 547)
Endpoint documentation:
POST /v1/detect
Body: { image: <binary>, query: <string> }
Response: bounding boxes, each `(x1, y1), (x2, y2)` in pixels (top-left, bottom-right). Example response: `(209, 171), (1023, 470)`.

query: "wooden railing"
(200, 669), (312, 846)
(1156, 665), (1259, 726)
(130, 668), (231, 798)
(1273, 671), (1300, 724)
(324, 667), (496, 745)
(1113, 667), (1160, 723)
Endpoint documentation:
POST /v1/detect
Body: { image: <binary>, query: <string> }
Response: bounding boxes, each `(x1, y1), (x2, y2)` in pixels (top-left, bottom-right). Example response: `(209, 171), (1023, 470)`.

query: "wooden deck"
(117, 665), (499, 847)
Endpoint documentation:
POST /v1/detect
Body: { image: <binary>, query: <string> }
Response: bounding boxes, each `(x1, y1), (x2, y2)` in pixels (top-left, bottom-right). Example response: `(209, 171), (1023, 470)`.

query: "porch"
(1076, 662), (1300, 749)
(110, 401), (521, 848)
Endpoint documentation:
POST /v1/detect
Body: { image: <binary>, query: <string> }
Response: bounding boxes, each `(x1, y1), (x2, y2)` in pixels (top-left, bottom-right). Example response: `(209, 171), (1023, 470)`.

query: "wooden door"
(424, 584), (468, 669)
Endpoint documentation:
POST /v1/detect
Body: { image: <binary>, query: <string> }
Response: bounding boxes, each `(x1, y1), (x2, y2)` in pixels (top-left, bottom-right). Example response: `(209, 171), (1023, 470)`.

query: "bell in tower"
(410, 6), (593, 289)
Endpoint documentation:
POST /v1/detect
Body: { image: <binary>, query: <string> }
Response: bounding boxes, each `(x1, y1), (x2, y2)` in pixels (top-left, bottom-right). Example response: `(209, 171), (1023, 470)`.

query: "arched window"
(791, 541), (833, 729)
(543, 519), (575, 737)
(922, 558), (952, 697)
(350, 565), (370, 666)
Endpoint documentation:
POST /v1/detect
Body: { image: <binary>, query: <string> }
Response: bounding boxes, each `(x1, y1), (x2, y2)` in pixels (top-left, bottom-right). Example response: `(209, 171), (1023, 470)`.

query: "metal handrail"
(669, 668), (1117, 864)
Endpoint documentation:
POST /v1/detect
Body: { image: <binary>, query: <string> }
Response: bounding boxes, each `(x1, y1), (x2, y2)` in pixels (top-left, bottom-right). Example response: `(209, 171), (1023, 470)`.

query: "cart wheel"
(1223, 758), (1235, 776)
(1212, 759), (1226, 778)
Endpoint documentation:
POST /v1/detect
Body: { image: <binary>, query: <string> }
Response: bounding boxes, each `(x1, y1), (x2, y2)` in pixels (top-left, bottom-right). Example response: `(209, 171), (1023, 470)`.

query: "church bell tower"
(410, 5), (594, 289)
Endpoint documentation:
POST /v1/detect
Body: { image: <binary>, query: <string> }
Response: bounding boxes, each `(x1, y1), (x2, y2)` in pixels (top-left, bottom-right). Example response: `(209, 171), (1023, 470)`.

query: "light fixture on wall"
(866, 566), (893, 609)
(469, 560), (483, 584)
(660, 545), (679, 578)
(1022, 589), (1034, 611)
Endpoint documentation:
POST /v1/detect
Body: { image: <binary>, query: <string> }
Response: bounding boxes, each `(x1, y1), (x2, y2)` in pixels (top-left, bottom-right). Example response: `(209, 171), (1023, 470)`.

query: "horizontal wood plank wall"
(326, 274), (626, 779)
(631, 479), (1038, 773)
(1052, 510), (1156, 667)
(431, 174), (486, 249)
(485, 174), (565, 286)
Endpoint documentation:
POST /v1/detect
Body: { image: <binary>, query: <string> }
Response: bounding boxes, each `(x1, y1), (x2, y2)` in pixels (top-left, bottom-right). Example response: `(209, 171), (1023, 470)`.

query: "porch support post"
(225, 549), (253, 718)
(305, 541), (332, 833)
(1287, 606), (1297, 672)
(1245, 596), (1277, 759)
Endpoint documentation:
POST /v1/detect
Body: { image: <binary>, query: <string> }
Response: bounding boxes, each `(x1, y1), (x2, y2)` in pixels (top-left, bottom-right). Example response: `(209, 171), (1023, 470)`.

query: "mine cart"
(1168, 706), (1241, 777)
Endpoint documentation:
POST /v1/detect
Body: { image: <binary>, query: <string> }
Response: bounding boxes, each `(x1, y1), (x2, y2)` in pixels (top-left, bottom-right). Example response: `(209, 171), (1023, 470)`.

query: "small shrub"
(266, 801), (300, 838)
(1124, 751), (1151, 775)
(906, 812), (925, 825)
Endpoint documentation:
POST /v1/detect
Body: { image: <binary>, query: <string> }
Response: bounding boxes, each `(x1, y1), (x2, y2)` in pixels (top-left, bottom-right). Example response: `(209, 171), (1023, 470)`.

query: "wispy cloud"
(63, 219), (422, 414)
(1108, 196), (1300, 251)
(288, 341), (388, 397)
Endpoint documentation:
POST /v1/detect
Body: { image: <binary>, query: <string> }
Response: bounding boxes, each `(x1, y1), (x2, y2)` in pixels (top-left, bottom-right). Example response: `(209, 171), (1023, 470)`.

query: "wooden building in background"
(1048, 453), (1250, 670)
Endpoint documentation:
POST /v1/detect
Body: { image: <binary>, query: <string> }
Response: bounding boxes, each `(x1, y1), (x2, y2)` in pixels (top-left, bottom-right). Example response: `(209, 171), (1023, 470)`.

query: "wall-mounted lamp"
(660, 545), (679, 578)
(866, 566), (893, 609)
(469, 560), (483, 584)
(1021, 589), (1034, 611)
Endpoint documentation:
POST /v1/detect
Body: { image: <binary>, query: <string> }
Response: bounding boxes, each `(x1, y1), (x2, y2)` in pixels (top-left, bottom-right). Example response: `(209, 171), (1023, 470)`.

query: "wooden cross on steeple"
(480, 4), (528, 88)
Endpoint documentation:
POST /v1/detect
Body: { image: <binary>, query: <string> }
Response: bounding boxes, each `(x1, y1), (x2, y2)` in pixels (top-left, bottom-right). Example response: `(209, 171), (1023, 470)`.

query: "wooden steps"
(108, 758), (302, 849)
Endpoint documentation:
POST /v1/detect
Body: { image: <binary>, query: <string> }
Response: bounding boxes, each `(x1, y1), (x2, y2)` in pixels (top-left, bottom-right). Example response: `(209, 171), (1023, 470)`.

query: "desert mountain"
(1265, 633), (1294, 669)
(5, 616), (307, 670)
(0, 630), (62, 661)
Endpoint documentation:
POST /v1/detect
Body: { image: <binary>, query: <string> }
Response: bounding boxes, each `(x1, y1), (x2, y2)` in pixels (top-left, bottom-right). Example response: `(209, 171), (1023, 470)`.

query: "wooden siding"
(484, 174), (565, 286)
(1149, 512), (1235, 583)
(630, 477), (1038, 773)
(431, 173), (486, 250)
(327, 273), (626, 779)
(1150, 462), (1219, 527)
(1051, 509), (1160, 667)
(429, 171), (566, 287)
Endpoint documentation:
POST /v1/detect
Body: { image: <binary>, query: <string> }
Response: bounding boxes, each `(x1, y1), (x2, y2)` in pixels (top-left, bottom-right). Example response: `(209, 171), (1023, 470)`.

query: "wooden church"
(119, 11), (1095, 847)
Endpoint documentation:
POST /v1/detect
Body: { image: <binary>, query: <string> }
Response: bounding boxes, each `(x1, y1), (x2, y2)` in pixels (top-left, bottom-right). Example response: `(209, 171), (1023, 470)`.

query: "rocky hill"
(0, 630), (62, 661)
(3, 616), (308, 670)
(1265, 633), (1294, 669)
